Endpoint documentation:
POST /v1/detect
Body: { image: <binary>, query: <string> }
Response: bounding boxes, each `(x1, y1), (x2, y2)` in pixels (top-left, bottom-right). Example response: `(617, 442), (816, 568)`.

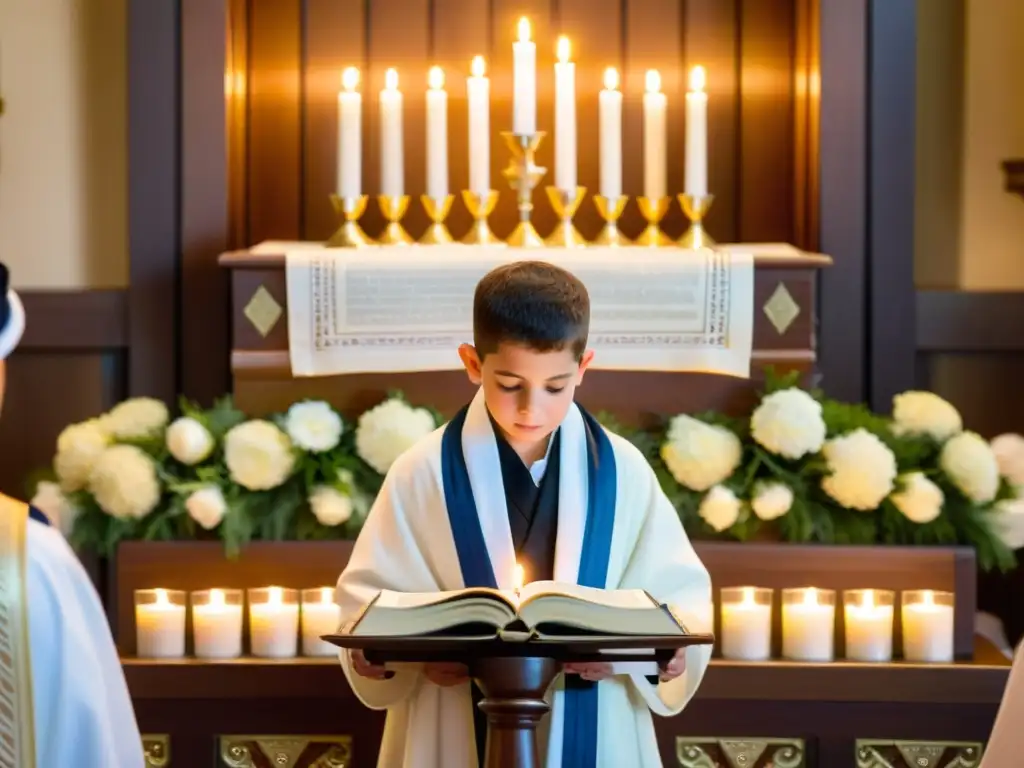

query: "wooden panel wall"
(232, 0), (814, 248)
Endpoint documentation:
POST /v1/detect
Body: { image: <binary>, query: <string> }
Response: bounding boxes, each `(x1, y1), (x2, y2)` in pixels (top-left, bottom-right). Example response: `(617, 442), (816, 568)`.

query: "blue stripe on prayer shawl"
(29, 505), (51, 526)
(440, 403), (616, 768)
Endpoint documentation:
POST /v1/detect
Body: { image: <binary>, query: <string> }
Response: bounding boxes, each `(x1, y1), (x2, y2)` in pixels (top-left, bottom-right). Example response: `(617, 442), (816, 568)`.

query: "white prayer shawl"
(336, 388), (713, 768)
(27, 519), (145, 767)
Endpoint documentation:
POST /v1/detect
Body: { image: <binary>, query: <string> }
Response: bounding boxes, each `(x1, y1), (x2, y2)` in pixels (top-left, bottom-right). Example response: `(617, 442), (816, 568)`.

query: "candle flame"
(428, 66), (445, 90)
(210, 588), (225, 608)
(922, 590), (935, 608)
(741, 586), (755, 606)
(862, 589), (875, 610)
(603, 67), (619, 91)
(268, 586), (283, 606)
(514, 563), (525, 592)
(471, 55), (486, 78)
(155, 588), (169, 606)
(517, 17), (531, 43)
(385, 68), (399, 91)
(802, 587), (818, 607)
(645, 69), (661, 94)
(320, 587), (333, 604)
(689, 65), (706, 92)
(342, 67), (359, 92)
(557, 36), (570, 63)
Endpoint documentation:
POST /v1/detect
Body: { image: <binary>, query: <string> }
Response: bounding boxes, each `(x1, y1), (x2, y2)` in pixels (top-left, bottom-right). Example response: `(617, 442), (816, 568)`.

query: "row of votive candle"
(134, 587), (341, 660)
(720, 587), (954, 663)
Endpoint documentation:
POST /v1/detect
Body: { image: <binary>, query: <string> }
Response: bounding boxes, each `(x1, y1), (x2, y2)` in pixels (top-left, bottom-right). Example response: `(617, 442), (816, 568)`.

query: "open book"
(345, 580), (689, 642)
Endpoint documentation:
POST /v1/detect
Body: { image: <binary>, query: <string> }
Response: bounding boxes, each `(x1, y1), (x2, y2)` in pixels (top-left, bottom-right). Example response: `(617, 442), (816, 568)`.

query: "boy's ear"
(458, 343), (483, 385)
(576, 349), (595, 383)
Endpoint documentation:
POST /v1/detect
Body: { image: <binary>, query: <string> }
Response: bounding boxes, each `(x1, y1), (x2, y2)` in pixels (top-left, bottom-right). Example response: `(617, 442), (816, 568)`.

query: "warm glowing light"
(861, 590), (876, 610)
(741, 586), (755, 607)
(428, 66), (445, 90)
(603, 67), (619, 91)
(320, 587), (333, 604)
(385, 68), (399, 91)
(802, 587), (818, 607)
(514, 563), (525, 592)
(342, 67), (360, 91)
(471, 55), (486, 78)
(268, 586), (283, 606)
(210, 589), (226, 608)
(155, 588), (169, 606)
(557, 36), (570, 63)
(645, 69), (661, 94)
(922, 590), (935, 608)
(517, 17), (531, 43)
(689, 65), (706, 92)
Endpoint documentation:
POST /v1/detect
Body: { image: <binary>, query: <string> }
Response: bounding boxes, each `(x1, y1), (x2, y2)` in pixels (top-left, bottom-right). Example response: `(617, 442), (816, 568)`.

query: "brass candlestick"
(326, 195), (374, 248)
(377, 195), (413, 245)
(592, 195), (632, 247)
(501, 132), (547, 248)
(461, 190), (504, 246)
(635, 196), (672, 247)
(678, 194), (716, 248)
(419, 194), (455, 245)
(544, 186), (587, 248)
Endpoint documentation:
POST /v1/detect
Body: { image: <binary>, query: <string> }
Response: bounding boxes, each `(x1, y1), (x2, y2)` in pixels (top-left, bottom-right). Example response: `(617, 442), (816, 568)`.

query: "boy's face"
(458, 342), (594, 448)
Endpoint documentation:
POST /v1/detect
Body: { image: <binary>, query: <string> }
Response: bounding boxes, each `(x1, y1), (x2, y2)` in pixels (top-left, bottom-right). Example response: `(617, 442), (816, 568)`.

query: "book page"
(518, 581), (657, 610)
(374, 587), (515, 610)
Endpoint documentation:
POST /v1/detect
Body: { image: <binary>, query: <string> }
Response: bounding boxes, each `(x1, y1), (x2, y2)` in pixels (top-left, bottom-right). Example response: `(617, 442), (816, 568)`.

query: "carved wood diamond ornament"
(243, 285), (283, 337)
(763, 282), (801, 335)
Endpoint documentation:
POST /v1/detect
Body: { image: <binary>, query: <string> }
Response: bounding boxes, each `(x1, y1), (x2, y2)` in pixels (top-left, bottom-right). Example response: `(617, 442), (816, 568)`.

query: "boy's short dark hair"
(473, 261), (590, 361)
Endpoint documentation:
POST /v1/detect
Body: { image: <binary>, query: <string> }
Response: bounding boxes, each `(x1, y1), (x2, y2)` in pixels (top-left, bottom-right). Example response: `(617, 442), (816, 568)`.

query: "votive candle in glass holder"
(843, 588), (894, 662)
(901, 589), (954, 663)
(191, 588), (244, 660)
(719, 586), (772, 661)
(301, 587), (343, 657)
(135, 588), (186, 658)
(248, 586), (300, 658)
(781, 587), (836, 662)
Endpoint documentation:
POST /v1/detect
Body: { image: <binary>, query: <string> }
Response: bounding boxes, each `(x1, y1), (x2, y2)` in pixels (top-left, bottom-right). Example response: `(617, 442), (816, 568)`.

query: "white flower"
(660, 415), (743, 492)
(285, 400), (343, 453)
(990, 498), (1024, 550)
(991, 433), (1024, 487)
(166, 417), (215, 465)
(54, 420), (110, 492)
(891, 391), (962, 441)
(224, 420), (296, 491)
(355, 398), (436, 474)
(698, 485), (741, 532)
(890, 472), (944, 524)
(940, 431), (1000, 503)
(751, 481), (793, 521)
(185, 486), (227, 530)
(750, 388), (827, 459)
(101, 397), (170, 440)
(821, 428), (898, 510)
(309, 485), (354, 526)
(30, 480), (79, 536)
(88, 445), (161, 520)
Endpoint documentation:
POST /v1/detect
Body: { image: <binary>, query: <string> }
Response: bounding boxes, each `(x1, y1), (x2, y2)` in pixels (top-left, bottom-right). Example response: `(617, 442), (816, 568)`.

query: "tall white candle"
(135, 588), (186, 659)
(685, 65), (708, 196)
(512, 17), (536, 135)
(782, 587), (835, 662)
(249, 586), (300, 659)
(843, 589), (894, 662)
(599, 67), (623, 200)
(192, 588), (244, 660)
(337, 67), (362, 199)
(901, 590), (954, 663)
(642, 69), (667, 200)
(301, 587), (343, 657)
(380, 68), (404, 197)
(425, 66), (448, 200)
(720, 586), (772, 661)
(467, 55), (490, 195)
(553, 36), (577, 193)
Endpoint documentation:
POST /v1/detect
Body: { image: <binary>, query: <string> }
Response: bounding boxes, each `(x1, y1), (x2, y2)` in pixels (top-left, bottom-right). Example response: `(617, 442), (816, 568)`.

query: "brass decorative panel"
(763, 282), (801, 335)
(243, 285), (283, 338)
(677, 737), (806, 767)
(220, 735), (352, 768)
(855, 740), (983, 768)
(142, 734), (170, 767)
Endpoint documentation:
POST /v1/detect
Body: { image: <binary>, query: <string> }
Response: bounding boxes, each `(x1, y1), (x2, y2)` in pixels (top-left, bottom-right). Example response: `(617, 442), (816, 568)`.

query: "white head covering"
(0, 264), (26, 360)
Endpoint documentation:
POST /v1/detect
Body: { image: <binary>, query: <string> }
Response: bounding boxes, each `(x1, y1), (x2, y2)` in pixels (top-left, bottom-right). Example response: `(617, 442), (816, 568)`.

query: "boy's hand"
(424, 662), (470, 687)
(562, 661), (614, 681)
(350, 649), (391, 680)
(658, 648), (687, 682)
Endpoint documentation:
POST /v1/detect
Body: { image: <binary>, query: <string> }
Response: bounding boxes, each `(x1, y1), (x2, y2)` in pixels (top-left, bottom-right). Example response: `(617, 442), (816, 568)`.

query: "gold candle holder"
(326, 195), (374, 248)
(635, 196), (673, 246)
(419, 194), (455, 245)
(461, 190), (504, 246)
(377, 195), (413, 245)
(678, 194), (716, 248)
(592, 195), (632, 247)
(501, 132), (547, 248)
(544, 186), (587, 248)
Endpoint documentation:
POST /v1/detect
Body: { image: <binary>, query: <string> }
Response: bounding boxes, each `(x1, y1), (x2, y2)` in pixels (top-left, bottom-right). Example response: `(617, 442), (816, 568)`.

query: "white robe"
(27, 518), (145, 767)
(336, 389), (713, 768)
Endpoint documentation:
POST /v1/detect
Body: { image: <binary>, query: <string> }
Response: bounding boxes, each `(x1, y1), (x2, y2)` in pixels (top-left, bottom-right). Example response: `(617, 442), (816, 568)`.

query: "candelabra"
(419, 195), (455, 245)
(592, 196), (631, 247)
(325, 195), (374, 248)
(461, 190), (503, 246)
(635, 196), (672, 247)
(545, 186), (587, 247)
(678, 194), (715, 249)
(501, 132), (547, 248)
(377, 195), (413, 245)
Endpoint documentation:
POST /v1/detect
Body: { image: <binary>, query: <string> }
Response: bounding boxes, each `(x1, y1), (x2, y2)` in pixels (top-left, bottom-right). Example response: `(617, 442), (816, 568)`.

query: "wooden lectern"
(325, 634), (714, 768)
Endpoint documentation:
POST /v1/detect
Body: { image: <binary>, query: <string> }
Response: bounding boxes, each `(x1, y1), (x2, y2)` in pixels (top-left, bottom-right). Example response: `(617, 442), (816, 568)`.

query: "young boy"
(336, 260), (712, 767)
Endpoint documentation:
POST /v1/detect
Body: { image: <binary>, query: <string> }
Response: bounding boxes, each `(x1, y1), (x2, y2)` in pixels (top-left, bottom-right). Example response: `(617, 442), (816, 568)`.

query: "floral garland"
(29, 372), (1024, 571)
